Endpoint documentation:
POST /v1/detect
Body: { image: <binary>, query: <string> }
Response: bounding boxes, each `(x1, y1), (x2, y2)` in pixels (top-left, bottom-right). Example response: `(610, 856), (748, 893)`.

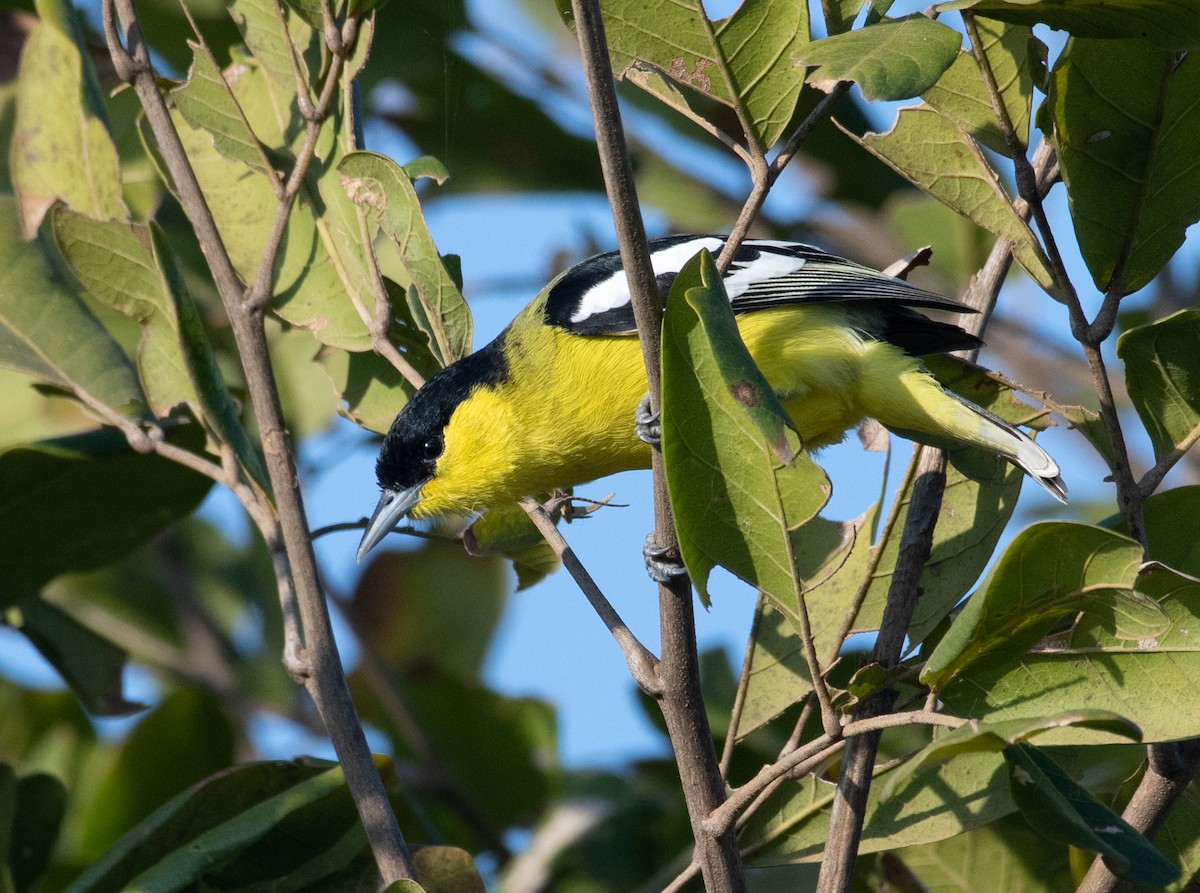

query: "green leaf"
(348, 539), (508, 681)
(881, 711), (1141, 800)
(1005, 743), (1180, 886)
(413, 846), (485, 893)
(0, 425), (213, 608)
(940, 561), (1200, 742)
(172, 39), (276, 177)
(0, 196), (143, 413)
(660, 249), (830, 612)
(156, 59), (377, 352)
(922, 522), (1155, 689)
(14, 596), (143, 716)
(886, 815), (1074, 893)
(851, 106), (1057, 295)
(744, 749), (1015, 863)
(226, 0), (314, 97)
(733, 507), (878, 738)
(78, 689), (236, 857)
(1119, 310), (1200, 466)
(1051, 39), (1200, 295)
(10, 0), (125, 236)
(797, 15), (962, 101)
(1143, 486), (1200, 576)
(589, 0), (809, 149)
(922, 18), (1036, 153)
(939, 0), (1200, 49)
(338, 151), (472, 365)
(52, 209), (268, 488)
(66, 757), (377, 893)
(9, 772), (67, 893)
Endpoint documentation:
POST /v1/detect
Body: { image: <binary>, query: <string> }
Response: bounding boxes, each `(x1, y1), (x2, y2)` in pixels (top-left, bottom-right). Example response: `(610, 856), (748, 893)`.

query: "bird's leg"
(635, 393), (661, 445)
(644, 532), (687, 583)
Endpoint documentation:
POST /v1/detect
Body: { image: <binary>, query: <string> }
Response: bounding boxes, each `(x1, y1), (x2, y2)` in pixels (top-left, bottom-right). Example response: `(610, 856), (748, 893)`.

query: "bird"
(357, 235), (1065, 561)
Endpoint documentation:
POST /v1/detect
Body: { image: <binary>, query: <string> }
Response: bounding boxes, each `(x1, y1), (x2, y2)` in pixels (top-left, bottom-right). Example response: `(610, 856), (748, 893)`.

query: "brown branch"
(101, 0), (415, 881)
(815, 447), (947, 893)
(568, 1), (745, 889)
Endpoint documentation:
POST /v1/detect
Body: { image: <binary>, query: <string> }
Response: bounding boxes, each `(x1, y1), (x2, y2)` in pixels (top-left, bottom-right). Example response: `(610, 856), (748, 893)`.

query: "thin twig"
(520, 498), (661, 694)
(101, 0), (415, 880)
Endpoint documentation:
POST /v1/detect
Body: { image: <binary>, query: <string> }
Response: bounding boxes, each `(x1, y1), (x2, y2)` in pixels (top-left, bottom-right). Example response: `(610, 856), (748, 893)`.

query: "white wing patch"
(569, 236), (723, 324)
(725, 249), (808, 298)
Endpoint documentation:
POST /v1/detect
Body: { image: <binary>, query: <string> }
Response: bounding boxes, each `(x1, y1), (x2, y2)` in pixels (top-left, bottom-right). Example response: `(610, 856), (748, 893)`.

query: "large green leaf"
(852, 106), (1056, 295)
(349, 539), (508, 681)
(1005, 743), (1179, 886)
(797, 15), (962, 101)
(52, 209), (269, 490)
(6, 770), (67, 893)
(922, 18), (1037, 153)
(78, 689), (235, 858)
(65, 757), (382, 893)
(886, 815), (1073, 893)
(1119, 309), (1200, 467)
(0, 196), (143, 414)
(9, 0), (125, 236)
(0, 425), (213, 608)
(744, 749), (1014, 863)
(584, 0), (809, 150)
(171, 37), (275, 177)
(14, 596), (143, 716)
(940, 561), (1200, 742)
(660, 249), (830, 614)
(1050, 39), (1200, 295)
(923, 522), (1161, 690)
(939, 0), (1200, 49)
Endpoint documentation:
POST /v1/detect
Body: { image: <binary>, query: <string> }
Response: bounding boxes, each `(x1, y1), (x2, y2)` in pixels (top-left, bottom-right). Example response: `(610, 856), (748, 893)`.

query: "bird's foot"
(635, 394), (661, 445)
(644, 533), (687, 583)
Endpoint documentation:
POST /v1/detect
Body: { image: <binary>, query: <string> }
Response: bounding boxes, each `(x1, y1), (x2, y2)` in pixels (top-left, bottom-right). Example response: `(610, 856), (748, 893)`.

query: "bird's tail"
(863, 362), (1067, 503)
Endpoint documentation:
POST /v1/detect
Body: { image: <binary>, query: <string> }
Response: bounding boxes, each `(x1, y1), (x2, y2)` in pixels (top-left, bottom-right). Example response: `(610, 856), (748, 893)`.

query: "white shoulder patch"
(569, 236), (723, 324)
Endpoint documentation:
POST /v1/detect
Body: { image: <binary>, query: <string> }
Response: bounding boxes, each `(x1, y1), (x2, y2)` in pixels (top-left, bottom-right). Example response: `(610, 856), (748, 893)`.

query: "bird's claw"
(635, 394), (661, 445)
(644, 533), (687, 583)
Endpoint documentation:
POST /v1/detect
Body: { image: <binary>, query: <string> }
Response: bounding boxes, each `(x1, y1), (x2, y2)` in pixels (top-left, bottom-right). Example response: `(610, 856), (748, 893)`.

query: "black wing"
(543, 236), (979, 355)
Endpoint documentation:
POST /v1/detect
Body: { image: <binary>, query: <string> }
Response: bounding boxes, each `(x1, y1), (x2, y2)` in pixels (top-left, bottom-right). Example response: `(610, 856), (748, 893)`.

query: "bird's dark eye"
(421, 436), (444, 461)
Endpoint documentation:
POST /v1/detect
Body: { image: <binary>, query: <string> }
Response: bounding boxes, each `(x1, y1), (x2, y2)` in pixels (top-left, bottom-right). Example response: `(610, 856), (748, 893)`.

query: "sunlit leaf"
(338, 151), (472, 365)
(923, 522), (1158, 689)
(0, 197), (143, 415)
(1119, 309), (1200, 466)
(922, 18), (1036, 153)
(851, 106), (1057, 295)
(797, 15), (962, 101)
(10, 0), (125, 236)
(587, 0), (809, 149)
(940, 561), (1200, 742)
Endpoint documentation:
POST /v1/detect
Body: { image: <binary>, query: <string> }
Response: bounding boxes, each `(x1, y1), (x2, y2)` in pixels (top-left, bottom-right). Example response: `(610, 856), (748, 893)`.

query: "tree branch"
(101, 0), (415, 881)
(567, 1), (745, 889)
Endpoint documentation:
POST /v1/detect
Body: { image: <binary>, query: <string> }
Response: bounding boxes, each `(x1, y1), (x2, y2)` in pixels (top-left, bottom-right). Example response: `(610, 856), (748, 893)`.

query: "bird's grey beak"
(356, 484), (425, 562)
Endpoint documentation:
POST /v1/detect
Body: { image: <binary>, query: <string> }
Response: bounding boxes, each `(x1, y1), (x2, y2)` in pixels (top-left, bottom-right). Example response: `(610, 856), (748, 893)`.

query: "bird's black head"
(374, 338), (510, 495)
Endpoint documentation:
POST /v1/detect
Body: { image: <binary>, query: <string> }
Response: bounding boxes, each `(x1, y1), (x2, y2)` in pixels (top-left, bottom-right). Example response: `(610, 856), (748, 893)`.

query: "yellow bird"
(358, 235), (1065, 560)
